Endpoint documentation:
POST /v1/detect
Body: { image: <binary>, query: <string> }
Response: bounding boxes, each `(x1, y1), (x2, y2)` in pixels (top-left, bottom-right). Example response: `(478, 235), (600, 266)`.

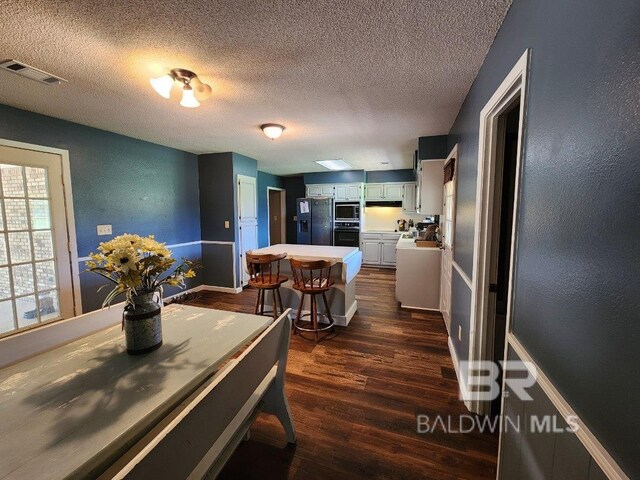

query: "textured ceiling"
(0, 0), (511, 175)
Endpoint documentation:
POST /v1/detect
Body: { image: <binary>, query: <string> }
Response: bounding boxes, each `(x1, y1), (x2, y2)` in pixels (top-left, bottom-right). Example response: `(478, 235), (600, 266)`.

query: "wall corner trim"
(452, 260), (473, 290)
(448, 336), (473, 411)
(508, 334), (630, 480)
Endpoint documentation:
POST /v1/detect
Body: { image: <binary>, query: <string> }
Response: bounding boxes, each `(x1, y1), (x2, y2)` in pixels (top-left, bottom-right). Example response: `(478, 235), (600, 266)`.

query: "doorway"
(488, 99), (520, 417)
(237, 175), (258, 287)
(468, 50), (529, 416)
(440, 144), (458, 335)
(0, 141), (79, 337)
(267, 188), (286, 245)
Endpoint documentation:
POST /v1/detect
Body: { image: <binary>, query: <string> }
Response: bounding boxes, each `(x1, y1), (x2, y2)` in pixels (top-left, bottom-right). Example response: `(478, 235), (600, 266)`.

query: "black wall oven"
(334, 223), (360, 247)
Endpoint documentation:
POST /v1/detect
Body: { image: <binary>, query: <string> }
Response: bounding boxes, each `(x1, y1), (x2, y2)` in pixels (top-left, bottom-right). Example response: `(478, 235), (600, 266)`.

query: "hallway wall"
(447, 0), (640, 476)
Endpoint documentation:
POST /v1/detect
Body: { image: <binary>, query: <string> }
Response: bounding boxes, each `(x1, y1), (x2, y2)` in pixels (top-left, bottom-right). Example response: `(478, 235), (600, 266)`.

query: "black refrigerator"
(296, 197), (333, 245)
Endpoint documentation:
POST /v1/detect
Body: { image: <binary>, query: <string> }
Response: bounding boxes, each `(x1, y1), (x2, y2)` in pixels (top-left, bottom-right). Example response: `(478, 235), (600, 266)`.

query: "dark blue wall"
(257, 171), (284, 247)
(198, 152), (259, 288)
(303, 170), (365, 184)
(198, 152), (234, 242)
(448, 0), (640, 475)
(418, 135), (448, 160)
(282, 176), (305, 244)
(0, 104), (202, 312)
(366, 169), (415, 183)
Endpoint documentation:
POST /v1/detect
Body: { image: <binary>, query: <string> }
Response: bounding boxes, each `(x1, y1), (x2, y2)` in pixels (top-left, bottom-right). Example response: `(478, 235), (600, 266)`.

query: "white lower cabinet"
(361, 233), (400, 266)
(362, 240), (382, 264)
(381, 242), (397, 265)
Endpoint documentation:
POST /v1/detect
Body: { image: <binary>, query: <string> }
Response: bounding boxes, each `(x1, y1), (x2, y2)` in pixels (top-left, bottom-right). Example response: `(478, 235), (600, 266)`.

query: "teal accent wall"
(0, 104), (201, 254)
(303, 170), (365, 184)
(0, 104), (202, 312)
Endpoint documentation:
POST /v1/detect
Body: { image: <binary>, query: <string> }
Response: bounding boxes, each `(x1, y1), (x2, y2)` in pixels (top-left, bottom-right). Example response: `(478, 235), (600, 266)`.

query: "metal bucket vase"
(123, 292), (162, 355)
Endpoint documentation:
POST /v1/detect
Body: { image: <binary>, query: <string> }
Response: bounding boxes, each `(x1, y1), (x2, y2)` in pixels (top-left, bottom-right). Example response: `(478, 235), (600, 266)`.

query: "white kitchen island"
(250, 244), (362, 326)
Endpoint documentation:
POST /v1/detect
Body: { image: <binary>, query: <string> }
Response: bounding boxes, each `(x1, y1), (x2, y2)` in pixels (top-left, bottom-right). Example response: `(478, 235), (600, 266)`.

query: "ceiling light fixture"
(150, 68), (212, 107)
(315, 159), (352, 171)
(261, 124), (285, 140)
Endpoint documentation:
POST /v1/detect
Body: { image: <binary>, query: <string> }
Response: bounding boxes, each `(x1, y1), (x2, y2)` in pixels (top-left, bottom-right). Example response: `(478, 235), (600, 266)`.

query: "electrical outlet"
(458, 325), (462, 341)
(224, 220), (230, 229)
(96, 224), (112, 236)
(293, 215), (297, 221)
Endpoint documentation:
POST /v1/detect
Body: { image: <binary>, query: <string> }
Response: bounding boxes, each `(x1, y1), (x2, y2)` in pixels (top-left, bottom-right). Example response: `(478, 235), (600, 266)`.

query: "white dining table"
(0, 304), (272, 480)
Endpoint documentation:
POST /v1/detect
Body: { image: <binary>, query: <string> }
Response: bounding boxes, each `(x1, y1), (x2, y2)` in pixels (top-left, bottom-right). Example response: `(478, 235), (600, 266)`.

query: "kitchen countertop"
(361, 230), (403, 234)
(252, 243), (360, 263)
(396, 236), (441, 251)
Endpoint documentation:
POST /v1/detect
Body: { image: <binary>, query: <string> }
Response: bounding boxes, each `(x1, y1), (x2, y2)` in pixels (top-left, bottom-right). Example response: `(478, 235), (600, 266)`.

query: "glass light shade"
(261, 124), (285, 139)
(150, 74), (175, 99)
(180, 85), (200, 108)
(195, 82), (213, 101)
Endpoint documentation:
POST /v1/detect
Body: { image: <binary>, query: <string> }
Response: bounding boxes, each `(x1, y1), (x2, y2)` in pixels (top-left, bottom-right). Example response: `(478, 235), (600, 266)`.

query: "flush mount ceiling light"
(150, 68), (212, 108)
(315, 159), (352, 171)
(260, 124), (285, 140)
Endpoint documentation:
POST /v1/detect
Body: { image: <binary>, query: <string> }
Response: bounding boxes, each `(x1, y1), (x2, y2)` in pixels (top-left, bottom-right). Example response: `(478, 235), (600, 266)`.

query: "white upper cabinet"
(384, 183), (404, 201)
(365, 183), (404, 201)
(335, 183), (362, 202)
(365, 183), (385, 200)
(402, 182), (417, 213)
(306, 184), (322, 197)
(306, 184), (335, 198)
(418, 160), (444, 214)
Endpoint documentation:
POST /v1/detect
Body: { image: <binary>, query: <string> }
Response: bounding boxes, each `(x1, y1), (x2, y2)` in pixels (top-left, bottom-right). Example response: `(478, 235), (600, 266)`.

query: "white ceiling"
(0, 0), (511, 175)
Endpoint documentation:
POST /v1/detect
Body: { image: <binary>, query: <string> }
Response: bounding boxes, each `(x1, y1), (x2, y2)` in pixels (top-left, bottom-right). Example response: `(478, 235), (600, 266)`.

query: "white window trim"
(0, 138), (82, 316)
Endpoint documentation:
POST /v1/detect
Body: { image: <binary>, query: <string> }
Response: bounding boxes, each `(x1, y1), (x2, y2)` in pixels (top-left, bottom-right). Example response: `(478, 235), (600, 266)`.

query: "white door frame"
(266, 187), (286, 246)
(440, 143), (458, 333)
(237, 174), (258, 287)
(467, 50), (530, 415)
(0, 138), (82, 316)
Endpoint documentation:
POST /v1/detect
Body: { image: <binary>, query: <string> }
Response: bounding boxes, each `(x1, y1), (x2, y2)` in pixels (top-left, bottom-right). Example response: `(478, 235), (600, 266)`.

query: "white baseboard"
(448, 336), (473, 411)
(201, 285), (243, 294)
(400, 304), (440, 312)
(166, 284), (243, 297)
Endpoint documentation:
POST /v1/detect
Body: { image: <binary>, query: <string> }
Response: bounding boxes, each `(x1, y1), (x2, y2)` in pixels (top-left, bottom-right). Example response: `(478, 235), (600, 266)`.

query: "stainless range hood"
(365, 200), (402, 207)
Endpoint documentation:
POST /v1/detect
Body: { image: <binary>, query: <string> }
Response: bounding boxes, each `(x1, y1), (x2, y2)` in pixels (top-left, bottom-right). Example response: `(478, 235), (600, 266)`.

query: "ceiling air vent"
(0, 60), (67, 85)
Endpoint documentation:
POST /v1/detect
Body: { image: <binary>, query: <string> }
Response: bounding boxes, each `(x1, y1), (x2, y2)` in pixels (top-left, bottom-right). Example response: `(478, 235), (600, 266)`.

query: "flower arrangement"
(85, 234), (197, 308)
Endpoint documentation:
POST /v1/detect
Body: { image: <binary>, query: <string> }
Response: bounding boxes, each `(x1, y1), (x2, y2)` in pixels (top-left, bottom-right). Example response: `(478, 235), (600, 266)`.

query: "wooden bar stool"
(290, 258), (336, 341)
(246, 252), (288, 320)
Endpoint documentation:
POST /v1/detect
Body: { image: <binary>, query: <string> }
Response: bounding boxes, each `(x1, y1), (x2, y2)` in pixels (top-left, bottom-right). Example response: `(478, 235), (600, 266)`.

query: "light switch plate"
(224, 220), (230, 229)
(97, 224), (112, 236)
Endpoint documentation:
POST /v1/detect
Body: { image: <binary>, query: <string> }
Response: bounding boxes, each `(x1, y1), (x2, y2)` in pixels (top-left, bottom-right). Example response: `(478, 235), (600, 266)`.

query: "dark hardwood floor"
(184, 267), (498, 479)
